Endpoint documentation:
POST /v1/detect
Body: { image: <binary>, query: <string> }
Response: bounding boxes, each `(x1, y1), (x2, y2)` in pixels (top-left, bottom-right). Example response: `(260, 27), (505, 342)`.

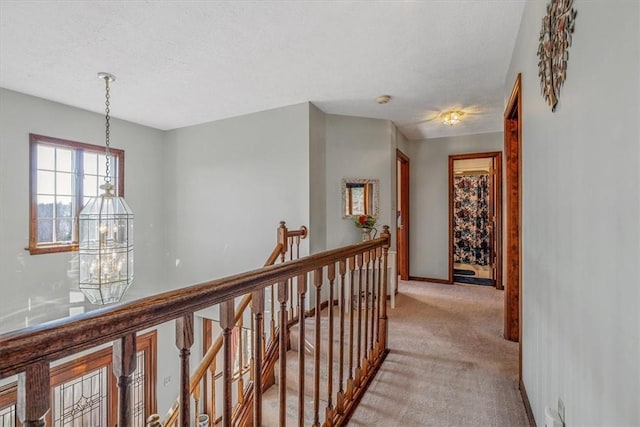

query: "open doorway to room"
(448, 152), (503, 290)
(396, 149), (410, 281)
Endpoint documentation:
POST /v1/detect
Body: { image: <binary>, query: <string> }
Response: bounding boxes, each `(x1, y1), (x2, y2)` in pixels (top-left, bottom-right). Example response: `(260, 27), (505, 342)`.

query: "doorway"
(448, 152), (503, 290)
(396, 149), (410, 280)
(504, 74), (522, 346)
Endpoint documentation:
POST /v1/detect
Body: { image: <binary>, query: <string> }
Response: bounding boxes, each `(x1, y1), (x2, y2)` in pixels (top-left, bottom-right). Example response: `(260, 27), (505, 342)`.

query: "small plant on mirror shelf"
(355, 214), (377, 241)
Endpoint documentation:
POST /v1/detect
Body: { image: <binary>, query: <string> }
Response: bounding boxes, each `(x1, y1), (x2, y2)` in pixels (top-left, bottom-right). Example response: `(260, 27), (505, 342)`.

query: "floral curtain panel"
(453, 174), (490, 265)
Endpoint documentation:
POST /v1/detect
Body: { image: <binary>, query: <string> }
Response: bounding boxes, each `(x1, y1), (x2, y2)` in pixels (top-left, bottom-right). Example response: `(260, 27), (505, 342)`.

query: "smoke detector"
(376, 95), (392, 105)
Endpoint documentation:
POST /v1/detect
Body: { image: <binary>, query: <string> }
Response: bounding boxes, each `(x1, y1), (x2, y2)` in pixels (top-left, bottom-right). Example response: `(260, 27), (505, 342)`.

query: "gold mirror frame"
(342, 178), (379, 219)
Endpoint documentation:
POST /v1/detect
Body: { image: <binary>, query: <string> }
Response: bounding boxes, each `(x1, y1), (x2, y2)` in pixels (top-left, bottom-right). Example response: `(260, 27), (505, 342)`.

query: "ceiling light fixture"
(441, 110), (464, 126)
(78, 73), (134, 305)
(376, 95), (392, 104)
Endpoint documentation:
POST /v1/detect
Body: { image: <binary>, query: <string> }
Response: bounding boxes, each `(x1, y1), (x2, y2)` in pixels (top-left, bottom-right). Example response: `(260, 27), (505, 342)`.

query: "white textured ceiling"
(0, 1), (525, 140)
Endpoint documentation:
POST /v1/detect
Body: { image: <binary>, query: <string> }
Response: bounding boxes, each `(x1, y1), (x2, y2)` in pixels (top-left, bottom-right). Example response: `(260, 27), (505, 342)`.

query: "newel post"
(278, 221), (288, 262)
(379, 225), (391, 350)
(176, 313), (194, 427)
(113, 333), (137, 427)
(17, 361), (50, 427)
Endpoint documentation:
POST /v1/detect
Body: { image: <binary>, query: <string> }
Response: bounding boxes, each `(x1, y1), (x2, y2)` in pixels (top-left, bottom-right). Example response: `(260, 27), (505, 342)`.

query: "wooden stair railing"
(0, 223), (390, 427)
(160, 221), (308, 426)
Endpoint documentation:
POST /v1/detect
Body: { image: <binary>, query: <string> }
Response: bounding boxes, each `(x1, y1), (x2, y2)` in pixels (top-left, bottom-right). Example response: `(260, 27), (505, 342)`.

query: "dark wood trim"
(448, 151), (503, 290)
(203, 318), (213, 357)
(504, 74), (522, 348)
(28, 133), (125, 255)
(1, 330), (156, 425)
(0, 383), (17, 405)
(409, 276), (452, 285)
(495, 154), (503, 291)
(519, 379), (536, 427)
(396, 149), (410, 162)
(396, 149), (410, 280)
(0, 383), (19, 426)
(141, 330), (158, 416)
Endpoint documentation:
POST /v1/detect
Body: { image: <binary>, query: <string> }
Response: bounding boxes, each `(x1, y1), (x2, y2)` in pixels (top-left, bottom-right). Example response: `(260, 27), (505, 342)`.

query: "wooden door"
(396, 150), (410, 280)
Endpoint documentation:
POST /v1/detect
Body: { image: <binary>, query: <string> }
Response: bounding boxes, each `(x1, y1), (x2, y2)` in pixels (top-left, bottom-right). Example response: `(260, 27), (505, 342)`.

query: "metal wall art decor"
(537, 0), (577, 111)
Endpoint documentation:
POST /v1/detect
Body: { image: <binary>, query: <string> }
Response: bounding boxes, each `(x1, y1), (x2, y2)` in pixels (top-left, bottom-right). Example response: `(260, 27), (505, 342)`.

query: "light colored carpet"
(349, 280), (529, 427)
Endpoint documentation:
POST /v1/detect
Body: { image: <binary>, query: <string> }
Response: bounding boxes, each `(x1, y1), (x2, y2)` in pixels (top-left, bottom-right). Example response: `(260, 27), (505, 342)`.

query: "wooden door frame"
(396, 149), (410, 280)
(0, 330), (157, 425)
(448, 151), (503, 290)
(504, 74), (522, 353)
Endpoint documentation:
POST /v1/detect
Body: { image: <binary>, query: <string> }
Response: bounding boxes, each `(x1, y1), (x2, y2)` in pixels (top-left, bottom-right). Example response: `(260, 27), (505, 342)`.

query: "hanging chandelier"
(78, 73), (134, 305)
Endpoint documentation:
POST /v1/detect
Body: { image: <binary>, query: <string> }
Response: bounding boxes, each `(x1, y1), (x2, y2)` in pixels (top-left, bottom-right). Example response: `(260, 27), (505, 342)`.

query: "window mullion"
(75, 149), (84, 244)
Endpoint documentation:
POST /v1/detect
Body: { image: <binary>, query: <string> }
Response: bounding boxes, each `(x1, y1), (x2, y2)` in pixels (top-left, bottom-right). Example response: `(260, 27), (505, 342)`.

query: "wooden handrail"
(286, 226), (307, 238)
(2, 236), (387, 379)
(1, 225), (391, 427)
(264, 242), (284, 267)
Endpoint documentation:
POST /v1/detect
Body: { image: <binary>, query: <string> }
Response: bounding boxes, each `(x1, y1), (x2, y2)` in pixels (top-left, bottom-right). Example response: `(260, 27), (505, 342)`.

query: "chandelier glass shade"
(79, 184), (134, 304)
(78, 73), (134, 305)
(441, 110), (464, 126)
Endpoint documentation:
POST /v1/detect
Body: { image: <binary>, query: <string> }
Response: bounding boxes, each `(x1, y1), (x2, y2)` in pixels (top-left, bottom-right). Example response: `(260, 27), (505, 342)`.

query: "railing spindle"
(326, 262), (336, 425)
(220, 300), (235, 427)
(355, 253), (363, 386)
(113, 333), (137, 427)
(205, 359), (216, 422)
(379, 226), (391, 350)
(193, 383), (201, 427)
(278, 280), (289, 426)
(252, 289), (265, 427)
(17, 361), (49, 427)
(238, 316), (245, 404)
(363, 251), (370, 374)
(176, 314), (194, 427)
(270, 284), (276, 342)
(337, 259), (346, 414)
(288, 277), (294, 321)
(371, 248), (380, 358)
(297, 273), (307, 427)
(347, 256), (355, 400)
(313, 268), (323, 427)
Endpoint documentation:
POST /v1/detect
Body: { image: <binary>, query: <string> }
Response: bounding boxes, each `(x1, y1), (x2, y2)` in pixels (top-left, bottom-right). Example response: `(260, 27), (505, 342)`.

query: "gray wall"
(0, 88), (168, 331)
(409, 132), (503, 279)
(309, 103), (327, 254)
(163, 103), (311, 288)
(506, 1), (639, 425)
(324, 114), (394, 249)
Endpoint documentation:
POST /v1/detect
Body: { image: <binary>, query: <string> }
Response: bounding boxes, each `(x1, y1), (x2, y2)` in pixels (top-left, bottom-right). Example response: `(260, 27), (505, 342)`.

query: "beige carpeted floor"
(349, 280), (529, 427)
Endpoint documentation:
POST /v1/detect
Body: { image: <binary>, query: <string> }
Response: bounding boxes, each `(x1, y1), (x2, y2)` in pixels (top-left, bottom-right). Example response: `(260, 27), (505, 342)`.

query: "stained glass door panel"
(53, 366), (108, 427)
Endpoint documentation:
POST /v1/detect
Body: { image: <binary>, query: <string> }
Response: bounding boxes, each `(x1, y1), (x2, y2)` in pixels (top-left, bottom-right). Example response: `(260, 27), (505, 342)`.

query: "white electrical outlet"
(163, 375), (171, 386)
(558, 398), (565, 423)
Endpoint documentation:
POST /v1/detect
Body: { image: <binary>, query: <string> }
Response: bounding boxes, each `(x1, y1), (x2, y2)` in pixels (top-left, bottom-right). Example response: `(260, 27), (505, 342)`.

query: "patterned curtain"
(453, 174), (490, 265)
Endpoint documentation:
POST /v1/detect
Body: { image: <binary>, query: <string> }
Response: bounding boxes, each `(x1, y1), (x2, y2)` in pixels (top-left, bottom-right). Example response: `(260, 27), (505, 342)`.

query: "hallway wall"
(164, 103), (311, 287)
(324, 114), (395, 249)
(408, 132), (503, 280)
(506, 1), (639, 425)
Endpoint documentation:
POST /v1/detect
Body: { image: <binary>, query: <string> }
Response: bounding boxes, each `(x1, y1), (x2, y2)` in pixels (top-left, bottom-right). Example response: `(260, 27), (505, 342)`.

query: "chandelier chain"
(104, 76), (112, 183)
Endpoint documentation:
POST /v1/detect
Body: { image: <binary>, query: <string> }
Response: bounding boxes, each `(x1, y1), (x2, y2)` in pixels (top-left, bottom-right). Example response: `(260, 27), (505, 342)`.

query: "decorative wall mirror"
(342, 178), (379, 219)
